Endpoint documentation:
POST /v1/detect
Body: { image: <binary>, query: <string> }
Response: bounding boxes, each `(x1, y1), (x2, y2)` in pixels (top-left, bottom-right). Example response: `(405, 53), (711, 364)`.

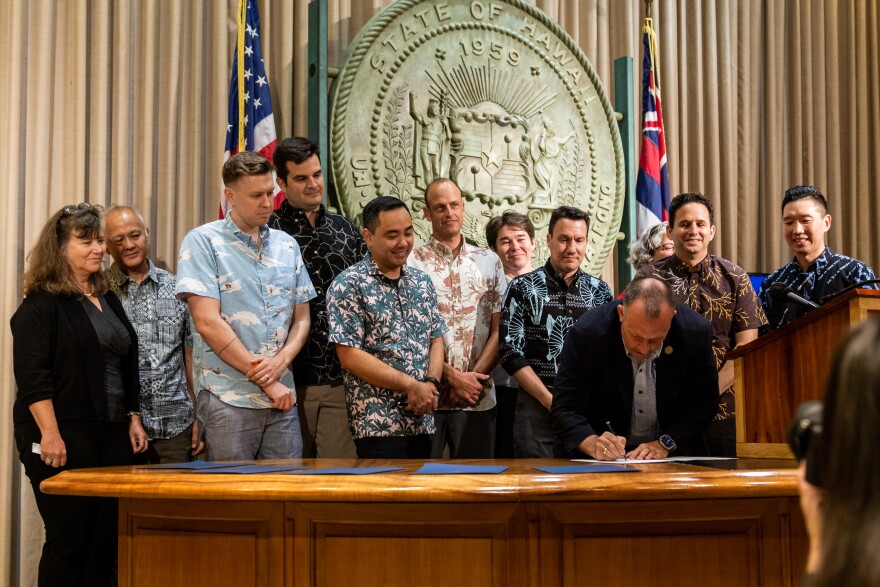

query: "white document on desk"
(572, 456), (737, 464)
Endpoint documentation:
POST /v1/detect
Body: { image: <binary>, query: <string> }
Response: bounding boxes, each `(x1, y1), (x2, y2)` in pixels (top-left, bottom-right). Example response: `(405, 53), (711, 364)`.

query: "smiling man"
(759, 185), (877, 331)
(327, 196), (447, 459)
(269, 137), (367, 459)
(176, 152), (316, 461)
(499, 206), (612, 458)
(639, 192), (766, 457)
(105, 205), (204, 463)
(408, 179), (506, 459)
(551, 276), (718, 460)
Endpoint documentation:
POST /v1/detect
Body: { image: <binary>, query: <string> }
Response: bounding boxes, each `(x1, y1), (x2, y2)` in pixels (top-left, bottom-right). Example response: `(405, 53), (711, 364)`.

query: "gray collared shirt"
(108, 259), (193, 440)
(624, 344), (661, 446)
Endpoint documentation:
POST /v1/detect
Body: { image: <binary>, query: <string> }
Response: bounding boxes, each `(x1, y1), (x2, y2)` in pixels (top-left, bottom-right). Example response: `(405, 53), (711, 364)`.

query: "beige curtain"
(3, 1), (879, 583)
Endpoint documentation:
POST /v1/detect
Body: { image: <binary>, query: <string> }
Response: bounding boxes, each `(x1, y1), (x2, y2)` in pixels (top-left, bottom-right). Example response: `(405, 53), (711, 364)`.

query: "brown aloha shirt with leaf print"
(639, 254), (767, 421)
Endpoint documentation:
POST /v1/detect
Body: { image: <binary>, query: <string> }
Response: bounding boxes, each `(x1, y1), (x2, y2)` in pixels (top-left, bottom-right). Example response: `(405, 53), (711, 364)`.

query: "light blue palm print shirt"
(327, 253), (448, 439)
(176, 216), (316, 409)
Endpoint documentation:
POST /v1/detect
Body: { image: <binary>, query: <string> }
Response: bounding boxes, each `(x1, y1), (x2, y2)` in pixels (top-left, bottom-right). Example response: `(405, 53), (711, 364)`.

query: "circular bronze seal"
(330, 0), (624, 274)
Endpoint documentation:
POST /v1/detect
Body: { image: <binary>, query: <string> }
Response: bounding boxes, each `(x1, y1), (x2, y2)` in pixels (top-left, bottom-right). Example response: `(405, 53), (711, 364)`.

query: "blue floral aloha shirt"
(176, 216), (316, 409)
(326, 253), (448, 439)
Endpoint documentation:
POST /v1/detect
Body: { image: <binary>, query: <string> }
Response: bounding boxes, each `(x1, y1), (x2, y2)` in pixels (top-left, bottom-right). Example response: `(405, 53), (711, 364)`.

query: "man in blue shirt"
(106, 205), (204, 463)
(760, 185), (877, 331)
(176, 152), (316, 460)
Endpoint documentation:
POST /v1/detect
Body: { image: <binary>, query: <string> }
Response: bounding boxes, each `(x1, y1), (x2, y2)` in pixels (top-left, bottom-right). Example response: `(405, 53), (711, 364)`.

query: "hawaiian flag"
(635, 17), (670, 236)
(220, 0), (282, 218)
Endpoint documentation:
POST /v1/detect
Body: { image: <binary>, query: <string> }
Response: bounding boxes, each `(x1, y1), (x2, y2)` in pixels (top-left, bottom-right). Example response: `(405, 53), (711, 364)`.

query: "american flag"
(220, 0), (282, 218)
(635, 17), (670, 236)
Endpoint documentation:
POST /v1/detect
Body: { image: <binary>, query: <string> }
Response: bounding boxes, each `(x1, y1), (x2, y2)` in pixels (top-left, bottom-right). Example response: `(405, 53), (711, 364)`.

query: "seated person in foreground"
(550, 276), (719, 460)
(759, 185), (877, 331)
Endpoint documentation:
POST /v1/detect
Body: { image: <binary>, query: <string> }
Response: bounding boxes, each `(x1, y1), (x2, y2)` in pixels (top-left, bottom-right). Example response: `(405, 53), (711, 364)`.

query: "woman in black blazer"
(11, 203), (148, 586)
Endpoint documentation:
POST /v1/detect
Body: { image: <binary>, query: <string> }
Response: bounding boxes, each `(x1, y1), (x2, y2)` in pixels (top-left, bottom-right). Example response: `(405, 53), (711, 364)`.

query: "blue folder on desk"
(192, 465), (309, 474)
(412, 463), (508, 475)
(141, 461), (253, 470)
(288, 467), (405, 475)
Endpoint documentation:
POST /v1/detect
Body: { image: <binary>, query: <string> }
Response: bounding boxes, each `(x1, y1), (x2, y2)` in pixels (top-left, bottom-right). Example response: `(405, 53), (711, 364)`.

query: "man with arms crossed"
(408, 179), (506, 458)
(759, 185), (877, 331)
(106, 205), (205, 462)
(270, 137), (367, 458)
(176, 152), (316, 460)
(551, 276), (719, 460)
(639, 192), (766, 456)
(499, 206), (612, 458)
(327, 196), (446, 459)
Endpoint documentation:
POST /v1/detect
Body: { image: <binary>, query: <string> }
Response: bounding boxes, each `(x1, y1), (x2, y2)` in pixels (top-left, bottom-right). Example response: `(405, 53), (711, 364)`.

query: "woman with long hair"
(798, 318), (880, 585)
(11, 203), (148, 586)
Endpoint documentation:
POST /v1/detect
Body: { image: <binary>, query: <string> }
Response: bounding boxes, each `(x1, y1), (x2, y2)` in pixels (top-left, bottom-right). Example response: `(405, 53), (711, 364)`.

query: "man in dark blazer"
(551, 276), (719, 460)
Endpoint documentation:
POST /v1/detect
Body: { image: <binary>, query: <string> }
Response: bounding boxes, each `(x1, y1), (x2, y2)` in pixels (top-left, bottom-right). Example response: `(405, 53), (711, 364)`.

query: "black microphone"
(817, 279), (880, 305)
(768, 282), (820, 310)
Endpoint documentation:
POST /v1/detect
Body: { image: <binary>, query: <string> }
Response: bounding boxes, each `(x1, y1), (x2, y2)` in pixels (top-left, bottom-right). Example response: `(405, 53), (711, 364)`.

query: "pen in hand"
(605, 421), (627, 463)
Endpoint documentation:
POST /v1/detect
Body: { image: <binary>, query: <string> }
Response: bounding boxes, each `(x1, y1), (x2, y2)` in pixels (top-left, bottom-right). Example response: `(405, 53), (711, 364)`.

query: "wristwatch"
(422, 376), (442, 392)
(658, 434), (676, 453)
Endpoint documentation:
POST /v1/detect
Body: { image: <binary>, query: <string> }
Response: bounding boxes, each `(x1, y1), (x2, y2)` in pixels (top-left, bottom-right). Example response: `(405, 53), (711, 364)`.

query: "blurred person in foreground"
(11, 203), (147, 586)
(797, 318), (880, 586)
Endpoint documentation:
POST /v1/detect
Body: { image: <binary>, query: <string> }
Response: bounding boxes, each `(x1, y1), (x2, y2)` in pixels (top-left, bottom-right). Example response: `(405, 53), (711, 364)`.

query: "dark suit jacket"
(551, 300), (719, 457)
(11, 288), (140, 424)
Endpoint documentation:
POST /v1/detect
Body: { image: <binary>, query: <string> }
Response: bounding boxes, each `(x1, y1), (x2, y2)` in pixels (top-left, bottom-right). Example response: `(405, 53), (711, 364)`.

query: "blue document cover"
(412, 463), (508, 475)
(140, 461), (253, 470)
(288, 467), (406, 475)
(192, 465), (309, 474)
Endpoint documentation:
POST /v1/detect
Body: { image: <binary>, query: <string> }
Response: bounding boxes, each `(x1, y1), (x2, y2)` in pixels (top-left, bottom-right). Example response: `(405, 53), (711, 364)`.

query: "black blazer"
(11, 288), (140, 424)
(551, 301), (719, 457)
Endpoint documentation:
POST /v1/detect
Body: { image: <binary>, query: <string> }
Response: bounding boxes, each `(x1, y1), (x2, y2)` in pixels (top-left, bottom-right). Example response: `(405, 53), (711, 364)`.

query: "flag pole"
(237, 0), (246, 152)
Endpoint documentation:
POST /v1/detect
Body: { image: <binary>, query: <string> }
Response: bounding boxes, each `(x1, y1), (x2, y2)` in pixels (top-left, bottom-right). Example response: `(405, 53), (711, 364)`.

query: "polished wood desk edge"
(41, 459), (800, 503)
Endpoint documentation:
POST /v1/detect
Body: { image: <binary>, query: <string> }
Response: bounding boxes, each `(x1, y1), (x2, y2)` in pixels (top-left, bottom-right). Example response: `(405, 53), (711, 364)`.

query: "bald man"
(105, 205), (204, 463)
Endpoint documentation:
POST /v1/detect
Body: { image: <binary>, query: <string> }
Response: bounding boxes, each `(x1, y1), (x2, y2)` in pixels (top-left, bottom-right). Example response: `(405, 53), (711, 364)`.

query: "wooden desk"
(41, 459), (807, 587)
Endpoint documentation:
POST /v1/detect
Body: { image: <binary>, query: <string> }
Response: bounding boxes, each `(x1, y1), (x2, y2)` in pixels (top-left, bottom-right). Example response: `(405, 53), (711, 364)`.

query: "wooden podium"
(729, 289), (880, 458)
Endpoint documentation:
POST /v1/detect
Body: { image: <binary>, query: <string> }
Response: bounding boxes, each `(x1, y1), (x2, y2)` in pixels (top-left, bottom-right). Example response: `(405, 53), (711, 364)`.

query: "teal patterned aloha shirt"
(176, 216), (316, 409)
(327, 253), (448, 439)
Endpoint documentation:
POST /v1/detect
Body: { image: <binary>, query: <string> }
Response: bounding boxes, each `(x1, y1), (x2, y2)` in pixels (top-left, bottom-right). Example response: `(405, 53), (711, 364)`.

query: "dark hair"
(423, 178), (460, 208)
(782, 185), (828, 215)
(808, 319), (880, 585)
(362, 196), (410, 233)
(548, 206), (589, 235)
(626, 222), (669, 270)
(485, 210), (536, 251)
(669, 192), (714, 225)
(222, 151), (275, 186)
(23, 203), (110, 297)
(622, 275), (675, 317)
(273, 137), (320, 182)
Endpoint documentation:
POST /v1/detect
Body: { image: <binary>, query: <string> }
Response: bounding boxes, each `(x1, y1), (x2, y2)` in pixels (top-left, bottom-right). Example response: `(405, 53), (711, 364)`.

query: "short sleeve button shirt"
(499, 260), (612, 390)
(176, 216), (316, 409)
(408, 238), (506, 411)
(640, 254), (767, 368)
(327, 254), (448, 438)
(108, 260), (193, 440)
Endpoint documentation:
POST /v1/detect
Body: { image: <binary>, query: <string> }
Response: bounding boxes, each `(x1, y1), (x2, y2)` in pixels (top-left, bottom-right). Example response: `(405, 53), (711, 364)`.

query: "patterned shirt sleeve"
(733, 270), (768, 332)
(290, 241), (317, 305)
(326, 273), (365, 348)
(499, 279), (530, 376)
(175, 230), (221, 300)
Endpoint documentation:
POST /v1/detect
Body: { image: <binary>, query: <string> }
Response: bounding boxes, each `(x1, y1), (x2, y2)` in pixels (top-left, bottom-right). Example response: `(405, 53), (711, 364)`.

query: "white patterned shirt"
(176, 216), (316, 409)
(409, 238), (506, 411)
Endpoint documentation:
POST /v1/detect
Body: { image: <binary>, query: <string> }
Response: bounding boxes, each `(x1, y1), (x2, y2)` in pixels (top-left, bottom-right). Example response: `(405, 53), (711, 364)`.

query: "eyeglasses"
(60, 203), (95, 217)
(56, 203), (100, 239)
